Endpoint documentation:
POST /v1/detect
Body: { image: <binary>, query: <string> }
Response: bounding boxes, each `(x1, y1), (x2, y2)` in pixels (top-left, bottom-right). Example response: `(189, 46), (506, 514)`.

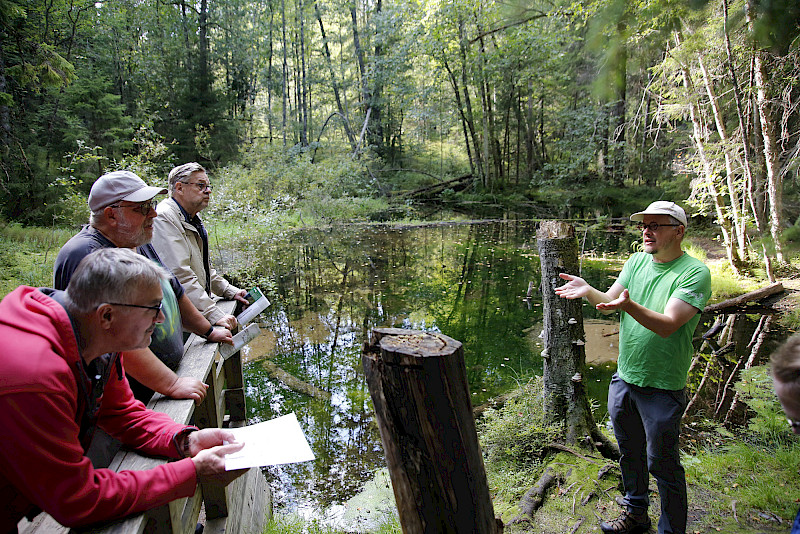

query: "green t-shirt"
(616, 251), (711, 390)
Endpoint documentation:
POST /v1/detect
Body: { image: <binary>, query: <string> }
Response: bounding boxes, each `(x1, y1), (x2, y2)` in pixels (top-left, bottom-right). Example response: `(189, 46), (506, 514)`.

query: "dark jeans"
(608, 374), (688, 534)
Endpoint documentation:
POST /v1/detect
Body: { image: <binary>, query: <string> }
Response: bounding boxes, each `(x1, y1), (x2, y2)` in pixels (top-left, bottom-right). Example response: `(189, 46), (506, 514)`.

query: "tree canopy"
(1, 0), (798, 274)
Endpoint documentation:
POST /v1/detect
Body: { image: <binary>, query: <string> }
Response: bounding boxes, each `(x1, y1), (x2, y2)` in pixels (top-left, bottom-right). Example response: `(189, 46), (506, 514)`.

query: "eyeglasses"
(107, 301), (163, 318)
(636, 222), (682, 232)
(181, 181), (213, 192)
(109, 199), (157, 216)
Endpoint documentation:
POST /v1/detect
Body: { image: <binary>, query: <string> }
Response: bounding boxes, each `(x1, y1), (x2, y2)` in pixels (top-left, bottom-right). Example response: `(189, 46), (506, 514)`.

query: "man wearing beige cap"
(54, 170), (233, 405)
(556, 201), (711, 534)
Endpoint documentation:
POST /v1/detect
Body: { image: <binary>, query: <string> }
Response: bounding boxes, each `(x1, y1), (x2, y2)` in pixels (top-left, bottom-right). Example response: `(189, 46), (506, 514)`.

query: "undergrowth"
(0, 223), (73, 296)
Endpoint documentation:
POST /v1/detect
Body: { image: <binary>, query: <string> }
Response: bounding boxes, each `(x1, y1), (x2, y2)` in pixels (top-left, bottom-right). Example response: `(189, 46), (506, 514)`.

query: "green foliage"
(0, 223), (72, 297)
(701, 251), (760, 303)
(478, 377), (562, 469)
(114, 123), (176, 187)
(780, 225), (800, 261)
(265, 515), (341, 533)
(205, 142), (384, 232)
(684, 439), (800, 522)
(734, 365), (796, 444)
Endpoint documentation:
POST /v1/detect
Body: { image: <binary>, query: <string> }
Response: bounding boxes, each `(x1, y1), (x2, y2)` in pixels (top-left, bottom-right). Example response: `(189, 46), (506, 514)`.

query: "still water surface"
(238, 220), (637, 523)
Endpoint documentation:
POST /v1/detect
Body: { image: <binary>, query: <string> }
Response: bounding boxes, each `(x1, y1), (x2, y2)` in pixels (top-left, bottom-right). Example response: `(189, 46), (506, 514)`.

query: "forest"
(3, 0), (800, 530)
(2, 0), (799, 281)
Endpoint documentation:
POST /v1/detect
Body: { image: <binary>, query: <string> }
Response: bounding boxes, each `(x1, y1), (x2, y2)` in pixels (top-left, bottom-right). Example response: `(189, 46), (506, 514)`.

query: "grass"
(478, 374), (800, 533)
(682, 439), (800, 530)
(0, 223), (73, 297)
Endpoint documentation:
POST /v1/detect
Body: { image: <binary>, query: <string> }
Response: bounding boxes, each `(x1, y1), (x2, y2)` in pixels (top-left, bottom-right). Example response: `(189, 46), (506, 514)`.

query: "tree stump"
(362, 327), (501, 534)
(537, 221), (597, 445)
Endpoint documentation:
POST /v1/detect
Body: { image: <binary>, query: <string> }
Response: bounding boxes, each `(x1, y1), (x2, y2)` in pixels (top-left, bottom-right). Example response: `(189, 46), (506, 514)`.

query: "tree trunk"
(298, 0), (308, 145)
(722, 0), (774, 280)
(315, 3), (356, 150)
(746, 0), (785, 263)
(676, 37), (742, 275)
(281, 0), (288, 146)
(443, 59), (475, 177)
(537, 221), (597, 447)
(698, 54), (747, 261)
(458, 17), (484, 183)
(362, 328), (501, 534)
(610, 21), (627, 187)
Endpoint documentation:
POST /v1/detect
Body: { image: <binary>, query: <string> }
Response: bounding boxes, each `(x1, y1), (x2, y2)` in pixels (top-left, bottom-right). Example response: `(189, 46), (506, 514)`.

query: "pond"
(235, 219), (642, 526)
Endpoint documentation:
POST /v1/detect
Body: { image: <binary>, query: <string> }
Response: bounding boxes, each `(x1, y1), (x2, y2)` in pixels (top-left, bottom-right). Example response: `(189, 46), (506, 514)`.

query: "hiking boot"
(600, 509), (652, 533)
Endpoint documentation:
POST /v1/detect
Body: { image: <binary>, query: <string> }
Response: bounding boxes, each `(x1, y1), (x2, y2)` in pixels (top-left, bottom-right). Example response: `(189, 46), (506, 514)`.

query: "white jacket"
(152, 198), (241, 325)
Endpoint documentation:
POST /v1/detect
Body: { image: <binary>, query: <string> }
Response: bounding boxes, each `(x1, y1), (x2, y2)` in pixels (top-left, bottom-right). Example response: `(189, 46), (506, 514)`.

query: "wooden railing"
(18, 300), (271, 534)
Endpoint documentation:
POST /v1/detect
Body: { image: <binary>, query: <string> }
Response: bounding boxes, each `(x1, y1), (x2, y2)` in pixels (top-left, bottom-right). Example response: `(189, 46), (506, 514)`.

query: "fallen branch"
(703, 282), (784, 313)
(568, 517), (585, 534)
(509, 467), (560, 524)
(390, 174), (473, 199)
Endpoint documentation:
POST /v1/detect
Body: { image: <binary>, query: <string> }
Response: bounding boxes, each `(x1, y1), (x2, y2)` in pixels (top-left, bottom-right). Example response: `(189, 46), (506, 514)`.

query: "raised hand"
(554, 273), (590, 299)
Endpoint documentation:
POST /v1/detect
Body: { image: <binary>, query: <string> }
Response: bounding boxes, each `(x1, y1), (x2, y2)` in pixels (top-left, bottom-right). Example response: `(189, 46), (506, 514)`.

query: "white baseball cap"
(630, 201), (688, 227)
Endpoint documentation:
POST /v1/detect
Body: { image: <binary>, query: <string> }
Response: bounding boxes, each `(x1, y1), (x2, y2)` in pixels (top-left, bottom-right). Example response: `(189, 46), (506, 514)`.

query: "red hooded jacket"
(0, 287), (198, 531)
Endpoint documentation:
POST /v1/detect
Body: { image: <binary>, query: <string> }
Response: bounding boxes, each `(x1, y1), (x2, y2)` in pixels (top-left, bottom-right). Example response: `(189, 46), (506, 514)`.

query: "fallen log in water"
(262, 360), (331, 400)
(703, 282), (784, 313)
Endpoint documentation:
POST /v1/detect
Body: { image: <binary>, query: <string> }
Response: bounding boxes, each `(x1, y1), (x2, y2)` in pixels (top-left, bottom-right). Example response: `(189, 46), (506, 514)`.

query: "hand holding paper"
(223, 412), (315, 470)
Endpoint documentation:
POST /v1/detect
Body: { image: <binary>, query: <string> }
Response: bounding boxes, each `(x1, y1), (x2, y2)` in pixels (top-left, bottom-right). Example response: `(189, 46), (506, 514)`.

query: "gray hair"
(65, 248), (170, 315)
(168, 162), (206, 193)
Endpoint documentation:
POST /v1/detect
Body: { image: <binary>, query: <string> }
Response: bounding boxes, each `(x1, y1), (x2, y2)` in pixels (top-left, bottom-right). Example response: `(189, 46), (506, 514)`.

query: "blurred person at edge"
(0, 248), (246, 533)
(151, 162), (248, 332)
(770, 334), (800, 534)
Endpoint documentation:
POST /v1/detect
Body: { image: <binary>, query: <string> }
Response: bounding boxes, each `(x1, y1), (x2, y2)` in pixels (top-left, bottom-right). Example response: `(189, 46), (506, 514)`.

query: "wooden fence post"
(362, 327), (502, 534)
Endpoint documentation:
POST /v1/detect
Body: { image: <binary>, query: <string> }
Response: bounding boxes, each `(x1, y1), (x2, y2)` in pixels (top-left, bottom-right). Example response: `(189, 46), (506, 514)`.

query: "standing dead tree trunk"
(537, 221), (615, 456)
(362, 328), (502, 534)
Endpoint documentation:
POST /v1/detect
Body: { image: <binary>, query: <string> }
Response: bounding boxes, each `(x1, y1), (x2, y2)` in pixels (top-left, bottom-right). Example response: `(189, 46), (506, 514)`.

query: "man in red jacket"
(0, 248), (245, 532)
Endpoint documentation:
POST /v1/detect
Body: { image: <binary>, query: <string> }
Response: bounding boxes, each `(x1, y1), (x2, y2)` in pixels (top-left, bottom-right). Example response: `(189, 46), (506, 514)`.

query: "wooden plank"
(204, 468), (271, 534)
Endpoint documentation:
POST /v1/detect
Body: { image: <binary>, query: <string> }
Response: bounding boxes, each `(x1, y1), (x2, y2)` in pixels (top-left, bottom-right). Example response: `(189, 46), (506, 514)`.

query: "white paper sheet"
(224, 412), (315, 470)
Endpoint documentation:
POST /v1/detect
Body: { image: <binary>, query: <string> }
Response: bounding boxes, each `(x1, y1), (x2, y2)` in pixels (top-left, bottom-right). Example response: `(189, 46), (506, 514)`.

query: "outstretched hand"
(186, 428), (237, 456)
(187, 428), (248, 486)
(233, 289), (250, 307)
(596, 288), (629, 312)
(554, 273), (590, 299)
(215, 314), (238, 330)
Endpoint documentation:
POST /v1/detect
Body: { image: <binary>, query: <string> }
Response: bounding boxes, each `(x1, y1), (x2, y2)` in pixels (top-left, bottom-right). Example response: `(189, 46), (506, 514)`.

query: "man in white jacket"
(152, 163), (248, 331)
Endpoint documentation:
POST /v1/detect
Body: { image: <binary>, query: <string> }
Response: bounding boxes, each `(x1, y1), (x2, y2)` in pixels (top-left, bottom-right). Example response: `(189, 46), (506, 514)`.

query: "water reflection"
(241, 221), (633, 517)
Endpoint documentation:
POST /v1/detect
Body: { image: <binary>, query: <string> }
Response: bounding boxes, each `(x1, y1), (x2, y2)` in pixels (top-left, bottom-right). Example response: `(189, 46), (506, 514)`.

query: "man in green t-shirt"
(556, 201), (711, 534)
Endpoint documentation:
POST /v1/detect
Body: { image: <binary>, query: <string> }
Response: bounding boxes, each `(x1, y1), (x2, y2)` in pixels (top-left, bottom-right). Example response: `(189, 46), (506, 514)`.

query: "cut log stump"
(362, 328), (502, 534)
